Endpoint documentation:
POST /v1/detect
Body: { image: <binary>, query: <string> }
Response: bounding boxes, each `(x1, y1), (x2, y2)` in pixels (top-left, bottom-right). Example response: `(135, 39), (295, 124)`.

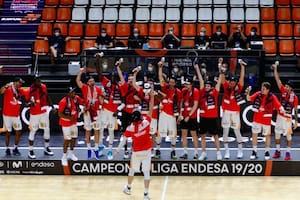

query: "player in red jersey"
(178, 77), (200, 159)
(0, 77), (27, 156)
(27, 76), (56, 159)
(156, 59), (182, 160)
(272, 64), (298, 160)
(76, 68), (104, 160)
(245, 82), (284, 160)
(115, 85), (154, 200)
(220, 59), (246, 159)
(195, 64), (223, 161)
(58, 87), (84, 166)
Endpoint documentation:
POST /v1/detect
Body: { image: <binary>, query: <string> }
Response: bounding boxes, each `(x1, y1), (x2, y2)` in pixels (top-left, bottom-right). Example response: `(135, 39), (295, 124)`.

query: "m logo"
(0, 161), (4, 168)
(12, 161), (22, 168)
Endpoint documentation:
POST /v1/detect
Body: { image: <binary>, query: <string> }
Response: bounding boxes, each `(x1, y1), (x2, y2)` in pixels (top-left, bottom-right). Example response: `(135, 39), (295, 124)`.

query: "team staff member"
(58, 87), (84, 166)
(76, 68), (104, 160)
(178, 77), (199, 160)
(115, 87), (154, 200)
(156, 59), (182, 160)
(195, 65), (222, 161)
(0, 77), (27, 156)
(220, 59), (246, 159)
(272, 64), (298, 160)
(27, 76), (55, 159)
(245, 82), (284, 160)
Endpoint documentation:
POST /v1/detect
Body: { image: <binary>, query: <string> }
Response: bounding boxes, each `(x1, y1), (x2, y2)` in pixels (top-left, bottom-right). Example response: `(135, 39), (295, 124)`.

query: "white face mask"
(201, 68), (206, 74)
(148, 66), (153, 72)
(102, 64), (108, 70)
(101, 33), (106, 37)
(134, 33), (139, 37)
(250, 31), (255, 36)
(54, 32), (60, 36)
(200, 32), (205, 36)
(216, 31), (221, 36)
(173, 68), (179, 73)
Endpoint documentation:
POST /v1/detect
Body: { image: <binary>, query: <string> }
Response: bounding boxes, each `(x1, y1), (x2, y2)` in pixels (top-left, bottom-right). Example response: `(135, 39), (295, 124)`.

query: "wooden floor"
(0, 175), (299, 200)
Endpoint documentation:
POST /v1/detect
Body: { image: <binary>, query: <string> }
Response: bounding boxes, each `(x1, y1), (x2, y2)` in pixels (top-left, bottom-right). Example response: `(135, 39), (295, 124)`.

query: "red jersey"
(160, 84), (182, 116)
(199, 88), (219, 118)
(80, 83), (102, 110)
(28, 83), (49, 115)
(221, 81), (244, 111)
(124, 116), (152, 152)
(278, 85), (299, 118)
(58, 95), (83, 127)
(120, 82), (140, 114)
(2, 85), (27, 117)
(250, 91), (282, 125)
(181, 87), (199, 119)
(139, 87), (159, 119)
(101, 76), (122, 112)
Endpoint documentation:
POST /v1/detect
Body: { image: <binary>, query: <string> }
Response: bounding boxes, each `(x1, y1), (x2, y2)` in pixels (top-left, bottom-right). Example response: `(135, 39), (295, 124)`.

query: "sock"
(276, 144), (280, 151)
(62, 153), (67, 159)
(253, 146), (257, 152)
(29, 145), (33, 151)
(194, 149), (198, 155)
(238, 143), (242, 151)
(95, 143), (99, 151)
(87, 143), (91, 150)
(157, 145), (161, 150)
(287, 147), (291, 153)
(224, 143), (229, 150)
(171, 145), (175, 151)
(14, 144), (17, 149)
(144, 188), (149, 194)
(45, 142), (49, 148)
(127, 184), (131, 189)
(183, 148), (188, 154)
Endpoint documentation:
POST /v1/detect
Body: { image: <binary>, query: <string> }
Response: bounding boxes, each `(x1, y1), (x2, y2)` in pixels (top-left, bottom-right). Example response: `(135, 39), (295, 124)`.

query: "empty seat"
(137, 0), (151, 7)
(64, 39), (81, 55)
(103, 7), (118, 22)
(245, 8), (260, 22)
(152, 0), (166, 7)
(245, 23), (260, 35)
(245, 0), (259, 7)
(230, 8), (244, 23)
(135, 7), (150, 22)
(260, 7), (275, 21)
(118, 7), (133, 22)
(198, 0), (212, 6)
(181, 23), (197, 37)
(33, 40), (49, 55)
(291, 0), (300, 6)
(74, 0), (89, 7)
(71, 7), (86, 22)
(181, 39), (195, 48)
(198, 8), (212, 22)
(261, 23), (276, 38)
(229, 0), (244, 7)
(292, 8), (300, 22)
(276, 0), (290, 6)
(69, 23), (83, 38)
(183, 0), (197, 7)
(213, 0), (228, 7)
(44, 0), (59, 7)
(263, 40), (277, 56)
(167, 0), (181, 7)
(60, 0), (74, 6)
(277, 7), (291, 22)
(213, 7), (228, 22)
(149, 23), (164, 37)
(164, 23), (180, 36)
(278, 23), (293, 38)
(198, 23), (212, 36)
(183, 8), (197, 22)
(53, 22), (68, 36)
(37, 23), (52, 37)
(295, 40), (300, 56)
(260, 0), (274, 7)
(41, 7), (56, 21)
(148, 39), (162, 49)
(82, 39), (96, 50)
(294, 23), (300, 38)
(166, 8), (180, 22)
(57, 7), (71, 22)
(120, 0), (135, 7)
(134, 23), (148, 36)
(88, 7), (103, 23)
(90, 0), (105, 7)
(279, 40), (294, 56)
(105, 0), (120, 7)
(151, 8), (165, 22)
(85, 23), (100, 39)
(116, 23), (131, 37)
(101, 23), (116, 36)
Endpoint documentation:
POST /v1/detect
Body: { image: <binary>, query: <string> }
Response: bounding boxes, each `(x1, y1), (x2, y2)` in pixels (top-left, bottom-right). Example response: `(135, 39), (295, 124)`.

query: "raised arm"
(148, 87), (154, 119)
(116, 58), (125, 84)
(132, 66), (142, 91)
(95, 53), (103, 82)
(76, 68), (84, 89)
(239, 59), (246, 87)
(194, 63), (204, 89)
(215, 73), (222, 92)
(158, 60), (165, 86)
(272, 64), (283, 90)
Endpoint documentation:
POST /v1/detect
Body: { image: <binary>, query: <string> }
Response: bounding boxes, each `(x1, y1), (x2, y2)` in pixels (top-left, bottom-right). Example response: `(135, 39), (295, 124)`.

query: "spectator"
(246, 26), (263, 49)
(95, 28), (114, 49)
(195, 27), (210, 49)
(228, 24), (247, 49)
(211, 25), (228, 49)
(144, 62), (157, 82)
(161, 27), (180, 49)
(128, 28), (147, 49)
(46, 27), (70, 64)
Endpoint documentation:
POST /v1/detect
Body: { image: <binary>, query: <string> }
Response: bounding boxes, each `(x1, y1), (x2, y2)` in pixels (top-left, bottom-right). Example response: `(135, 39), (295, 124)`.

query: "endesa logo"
(30, 161), (55, 168)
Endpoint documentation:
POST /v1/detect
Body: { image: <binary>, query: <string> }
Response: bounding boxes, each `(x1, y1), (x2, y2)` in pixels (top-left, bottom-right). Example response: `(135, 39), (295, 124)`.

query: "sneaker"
(94, 150), (100, 160)
(98, 145), (105, 157)
(179, 153), (188, 160)
(44, 147), (54, 156)
(107, 149), (113, 160)
(13, 147), (21, 156)
(250, 150), (258, 160)
(193, 153), (198, 160)
(224, 150), (230, 159)
(68, 153), (78, 161)
(123, 185), (131, 195)
(170, 150), (177, 160)
(28, 150), (36, 159)
(216, 151), (222, 160)
(264, 151), (270, 160)
(87, 149), (92, 159)
(284, 152), (291, 161)
(6, 148), (11, 156)
(144, 192), (151, 200)
(237, 150), (243, 159)
(272, 150), (281, 159)
(61, 156), (68, 166)
(198, 152), (207, 161)
(154, 149), (161, 159)
(124, 150), (130, 159)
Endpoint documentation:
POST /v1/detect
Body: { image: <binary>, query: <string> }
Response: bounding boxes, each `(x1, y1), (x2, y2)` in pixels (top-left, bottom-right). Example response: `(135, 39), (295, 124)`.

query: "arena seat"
(71, 7), (86, 23)
(82, 39), (96, 50)
(133, 23), (148, 36)
(295, 40), (300, 56)
(90, 0), (105, 7)
(135, 7), (150, 22)
(245, 23), (260, 35)
(279, 39), (294, 56)
(149, 23), (164, 37)
(260, 0), (274, 7)
(278, 23), (293, 39)
(151, 8), (165, 22)
(69, 23), (83, 39)
(56, 7), (71, 22)
(85, 23), (100, 39)
(148, 39), (162, 49)
(120, 0), (135, 7)
(261, 23), (276, 38)
(33, 40), (49, 55)
(245, 8), (260, 22)
(41, 7), (56, 22)
(198, 8), (212, 22)
(213, 0), (228, 7)
(183, 0), (197, 7)
(64, 39), (81, 55)
(181, 39), (195, 47)
(276, 0), (290, 6)
(103, 7), (118, 22)
(181, 23), (197, 37)
(213, 7), (228, 23)
(53, 22), (68, 36)
(166, 8), (180, 22)
(37, 23), (53, 38)
(137, 0), (151, 7)
(152, 0), (166, 7)
(292, 8), (300, 22)
(164, 23), (180, 36)
(245, 0), (259, 7)
(198, 0), (212, 6)
(60, 0), (74, 7)
(88, 7), (103, 23)
(230, 8), (245, 23)
(118, 7), (133, 22)
(294, 23), (300, 38)
(229, 0), (244, 7)
(44, 0), (59, 7)
(74, 0), (89, 7)
(167, 0), (181, 7)
(101, 23), (116, 36)
(277, 7), (291, 22)
(260, 7), (275, 21)
(116, 23), (131, 37)
(263, 39), (277, 56)
(291, 0), (300, 6)
(182, 8), (197, 22)
(198, 23), (212, 36)
(105, 0), (120, 7)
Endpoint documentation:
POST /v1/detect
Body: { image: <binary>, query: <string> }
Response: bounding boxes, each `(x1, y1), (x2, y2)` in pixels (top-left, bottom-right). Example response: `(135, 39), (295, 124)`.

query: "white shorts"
(130, 149), (151, 172)
(150, 119), (158, 135)
(62, 125), (78, 140)
(3, 115), (22, 132)
(158, 111), (177, 137)
(275, 115), (293, 136)
(252, 122), (271, 136)
(83, 111), (100, 131)
(99, 109), (116, 129)
(29, 112), (49, 131)
(221, 110), (241, 129)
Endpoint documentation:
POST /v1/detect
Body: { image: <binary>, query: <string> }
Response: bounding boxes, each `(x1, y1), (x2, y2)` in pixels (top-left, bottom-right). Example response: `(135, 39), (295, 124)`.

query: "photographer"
(228, 24), (247, 49)
(161, 27), (181, 49)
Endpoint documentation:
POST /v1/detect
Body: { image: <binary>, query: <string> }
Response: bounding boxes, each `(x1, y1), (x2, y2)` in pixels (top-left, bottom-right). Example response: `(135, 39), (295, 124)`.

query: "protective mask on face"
(200, 32), (205, 36)
(201, 68), (206, 74)
(134, 33), (139, 37)
(250, 31), (255, 36)
(173, 67), (179, 73)
(148, 66), (153, 72)
(216, 31), (221, 36)
(102, 64), (108, 70)
(101, 33), (106, 37)
(54, 32), (60, 36)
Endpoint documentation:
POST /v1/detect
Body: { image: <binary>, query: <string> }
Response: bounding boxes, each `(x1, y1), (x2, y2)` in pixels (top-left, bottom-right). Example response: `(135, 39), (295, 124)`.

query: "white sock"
(276, 144), (280, 151)
(287, 147), (291, 153)
(87, 143), (91, 150)
(224, 143), (229, 150)
(238, 143), (242, 150)
(29, 145), (33, 151)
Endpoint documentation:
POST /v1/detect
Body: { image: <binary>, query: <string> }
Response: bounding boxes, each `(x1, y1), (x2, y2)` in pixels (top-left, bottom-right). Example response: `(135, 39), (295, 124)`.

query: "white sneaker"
(123, 185), (131, 195)
(224, 150), (230, 159)
(198, 152), (207, 161)
(68, 153), (78, 161)
(144, 193), (151, 200)
(61, 156), (68, 166)
(237, 150), (243, 159)
(216, 151), (222, 160)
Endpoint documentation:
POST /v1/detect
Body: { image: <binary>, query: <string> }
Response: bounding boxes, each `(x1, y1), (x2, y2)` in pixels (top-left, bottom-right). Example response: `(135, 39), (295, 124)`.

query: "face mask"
(134, 33), (139, 37)
(201, 68), (206, 74)
(148, 66), (153, 72)
(101, 33), (106, 37)
(173, 68), (179, 73)
(54, 32), (60, 36)
(200, 32), (205, 36)
(102, 64), (108, 70)
(250, 31), (255, 36)
(216, 31), (221, 36)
